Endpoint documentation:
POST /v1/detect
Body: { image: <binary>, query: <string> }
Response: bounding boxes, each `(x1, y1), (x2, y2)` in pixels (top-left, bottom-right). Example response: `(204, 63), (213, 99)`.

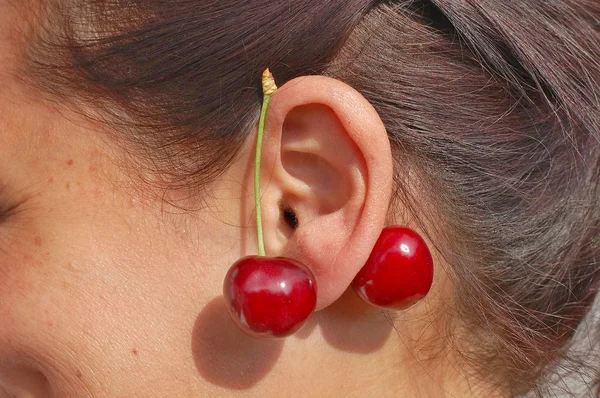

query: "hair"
(14, 0), (600, 395)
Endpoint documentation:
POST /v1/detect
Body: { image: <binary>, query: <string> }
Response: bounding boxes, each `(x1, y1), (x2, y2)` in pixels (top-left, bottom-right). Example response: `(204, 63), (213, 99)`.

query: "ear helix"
(222, 70), (434, 339)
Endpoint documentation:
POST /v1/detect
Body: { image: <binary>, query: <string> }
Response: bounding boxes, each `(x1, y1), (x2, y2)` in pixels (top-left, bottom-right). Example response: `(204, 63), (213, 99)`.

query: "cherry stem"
(255, 69), (277, 257)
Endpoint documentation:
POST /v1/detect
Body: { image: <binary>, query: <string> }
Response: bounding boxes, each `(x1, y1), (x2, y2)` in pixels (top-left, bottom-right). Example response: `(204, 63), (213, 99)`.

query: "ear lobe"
(254, 76), (393, 311)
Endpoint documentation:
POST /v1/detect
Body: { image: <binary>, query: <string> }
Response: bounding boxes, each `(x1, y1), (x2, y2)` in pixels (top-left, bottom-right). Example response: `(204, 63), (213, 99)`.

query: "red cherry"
(223, 256), (317, 338)
(352, 226), (433, 310)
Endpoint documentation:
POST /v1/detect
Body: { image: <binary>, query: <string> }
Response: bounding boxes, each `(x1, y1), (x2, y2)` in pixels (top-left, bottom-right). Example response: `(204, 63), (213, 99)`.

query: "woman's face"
(0, 74), (265, 395)
(0, 38), (408, 398)
(0, 5), (454, 397)
(0, 12), (273, 391)
(0, 83), (411, 397)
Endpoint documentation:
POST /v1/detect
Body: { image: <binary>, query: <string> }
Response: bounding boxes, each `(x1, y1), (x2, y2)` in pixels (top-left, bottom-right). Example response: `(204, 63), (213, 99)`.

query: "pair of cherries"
(223, 226), (434, 338)
(223, 69), (433, 338)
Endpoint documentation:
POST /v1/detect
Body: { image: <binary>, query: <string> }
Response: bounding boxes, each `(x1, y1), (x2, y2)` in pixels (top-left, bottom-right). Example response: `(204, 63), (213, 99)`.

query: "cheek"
(0, 230), (58, 310)
(0, 240), (92, 392)
(0, 189), (148, 391)
(0, 97), (234, 393)
(0, 230), (148, 394)
(0, 196), (215, 394)
(0, 128), (238, 393)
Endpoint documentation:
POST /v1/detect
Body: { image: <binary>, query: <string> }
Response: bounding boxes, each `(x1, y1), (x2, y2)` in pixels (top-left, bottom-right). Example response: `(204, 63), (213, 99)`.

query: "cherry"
(352, 226), (433, 310)
(222, 70), (316, 338)
(223, 256), (317, 338)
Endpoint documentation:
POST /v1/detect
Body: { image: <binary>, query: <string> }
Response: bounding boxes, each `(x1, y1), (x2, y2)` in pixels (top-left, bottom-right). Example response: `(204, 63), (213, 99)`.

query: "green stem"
(255, 94), (271, 257)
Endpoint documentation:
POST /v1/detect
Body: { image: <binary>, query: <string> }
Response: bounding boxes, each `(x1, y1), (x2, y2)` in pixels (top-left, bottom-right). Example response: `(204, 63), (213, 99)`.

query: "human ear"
(250, 75), (393, 311)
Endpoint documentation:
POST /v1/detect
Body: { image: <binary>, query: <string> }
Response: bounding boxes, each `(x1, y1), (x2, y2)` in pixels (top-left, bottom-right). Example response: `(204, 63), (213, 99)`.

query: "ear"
(249, 76), (393, 311)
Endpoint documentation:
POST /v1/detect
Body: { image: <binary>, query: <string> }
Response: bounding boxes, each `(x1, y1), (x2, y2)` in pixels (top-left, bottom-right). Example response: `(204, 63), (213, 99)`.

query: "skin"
(0, 3), (501, 397)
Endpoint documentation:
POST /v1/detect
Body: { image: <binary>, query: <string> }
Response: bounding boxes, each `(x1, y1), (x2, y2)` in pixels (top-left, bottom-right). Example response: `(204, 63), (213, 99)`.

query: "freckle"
(131, 348), (139, 356)
(34, 236), (42, 246)
(75, 370), (83, 379)
(65, 183), (71, 191)
(67, 159), (74, 166)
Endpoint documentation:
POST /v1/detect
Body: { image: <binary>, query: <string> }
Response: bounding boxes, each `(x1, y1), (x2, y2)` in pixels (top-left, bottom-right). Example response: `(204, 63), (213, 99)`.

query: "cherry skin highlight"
(352, 226), (434, 310)
(223, 256), (317, 338)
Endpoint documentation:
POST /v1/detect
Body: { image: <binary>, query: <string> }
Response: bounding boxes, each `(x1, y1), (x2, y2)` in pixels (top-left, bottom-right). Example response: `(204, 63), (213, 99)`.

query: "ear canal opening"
(277, 201), (301, 241)
(282, 205), (300, 230)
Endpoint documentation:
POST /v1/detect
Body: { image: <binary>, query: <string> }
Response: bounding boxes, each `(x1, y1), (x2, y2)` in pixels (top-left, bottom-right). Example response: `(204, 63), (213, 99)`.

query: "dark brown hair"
(18, 0), (600, 395)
